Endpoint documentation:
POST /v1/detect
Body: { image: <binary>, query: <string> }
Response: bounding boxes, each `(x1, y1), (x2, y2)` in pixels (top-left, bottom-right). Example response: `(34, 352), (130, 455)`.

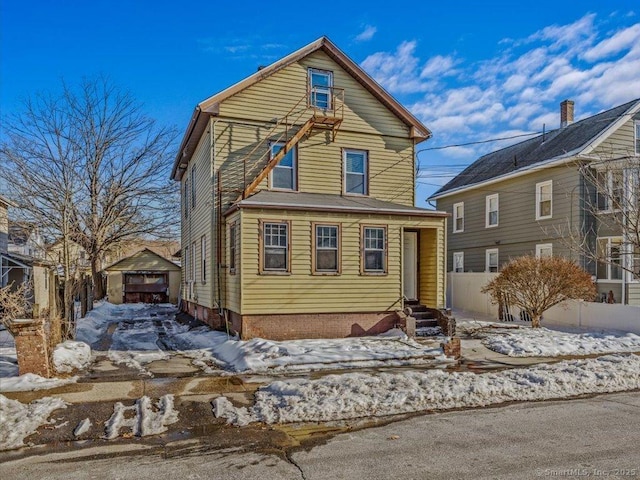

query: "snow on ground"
(73, 418), (92, 437)
(53, 340), (92, 373)
(0, 394), (67, 450)
(76, 301), (150, 345)
(0, 329), (18, 377)
(170, 327), (449, 374)
(213, 354), (640, 426)
(479, 327), (640, 357)
(104, 394), (179, 439)
(0, 373), (77, 392)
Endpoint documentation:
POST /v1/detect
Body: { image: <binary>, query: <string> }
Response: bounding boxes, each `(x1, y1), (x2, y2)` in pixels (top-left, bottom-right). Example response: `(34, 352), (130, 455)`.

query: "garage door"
(123, 272), (168, 303)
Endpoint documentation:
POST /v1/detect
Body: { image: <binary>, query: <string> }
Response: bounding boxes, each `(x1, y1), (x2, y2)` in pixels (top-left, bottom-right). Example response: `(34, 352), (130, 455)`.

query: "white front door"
(403, 231), (418, 301)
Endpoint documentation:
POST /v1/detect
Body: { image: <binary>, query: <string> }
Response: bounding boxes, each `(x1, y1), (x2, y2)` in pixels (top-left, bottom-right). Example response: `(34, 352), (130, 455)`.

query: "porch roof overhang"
(225, 191), (449, 218)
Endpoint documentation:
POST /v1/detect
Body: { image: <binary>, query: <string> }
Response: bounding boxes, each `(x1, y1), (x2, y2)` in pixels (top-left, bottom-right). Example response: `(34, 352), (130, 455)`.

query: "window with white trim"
(201, 235), (206, 283)
(315, 224), (339, 273)
(597, 237), (623, 281)
(344, 149), (368, 195)
(635, 120), (640, 155)
(596, 170), (623, 212)
(453, 202), (464, 233)
(486, 194), (499, 228)
(184, 246), (189, 283)
(536, 243), (553, 258)
(486, 248), (499, 273)
(183, 177), (189, 218)
(191, 165), (196, 209)
(263, 222), (289, 271)
(308, 68), (333, 109)
(191, 241), (196, 282)
(270, 143), (297, 191)
(453, 252), (464, 273)
(363, 226), (386, 273)
(536, 180), (553, 220)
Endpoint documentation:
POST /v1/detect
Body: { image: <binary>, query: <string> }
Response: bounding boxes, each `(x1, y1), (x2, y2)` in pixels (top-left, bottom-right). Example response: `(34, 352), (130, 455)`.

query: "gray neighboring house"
(430, 98), (640, 305)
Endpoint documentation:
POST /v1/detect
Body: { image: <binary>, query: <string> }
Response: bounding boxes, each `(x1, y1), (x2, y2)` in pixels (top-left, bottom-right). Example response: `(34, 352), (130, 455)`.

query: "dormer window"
(308, 68), (333, 109)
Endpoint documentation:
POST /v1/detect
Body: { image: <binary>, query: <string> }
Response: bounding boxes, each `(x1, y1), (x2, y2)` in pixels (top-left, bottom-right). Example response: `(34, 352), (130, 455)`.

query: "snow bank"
(76, 301), (121, 344)
(53, 341), (92, 373)
(104, 394), (179, 439)
(171, 327), (447, 374)
(0, 395), (67, 450)
(213, 354), (640, 426)
(0, 373), (78, 392)
(482, 328), (640, 357)
(73, 418), (92, 437)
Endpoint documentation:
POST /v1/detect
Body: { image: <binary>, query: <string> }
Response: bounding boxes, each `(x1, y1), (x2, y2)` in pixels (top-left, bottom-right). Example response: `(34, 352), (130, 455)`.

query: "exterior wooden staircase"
(405, 300), (439, 329)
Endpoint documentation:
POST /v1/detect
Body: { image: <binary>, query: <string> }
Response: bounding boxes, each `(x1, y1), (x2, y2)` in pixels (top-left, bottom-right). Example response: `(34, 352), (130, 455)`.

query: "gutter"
(171, 106), (202, 181)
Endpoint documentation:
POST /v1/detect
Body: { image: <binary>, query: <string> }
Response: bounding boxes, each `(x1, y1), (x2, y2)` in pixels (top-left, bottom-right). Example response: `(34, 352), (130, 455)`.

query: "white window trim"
(486, 248), (499, 273)
(343, 149), (368, 196)
(597, 236), (624, 283)
(535, 180), (553, 220)
(596, 169), (624, 213)
(535, 243), (553, 258)
(635, 120), (640, 155)
(453, 252), (464, 273)
(308, 68), (333, 109)
(268, 142), (297, 191)
(191, 165), (196, 209)
(200, 235), (206, 284)
(485, 194), (499, 228)
(191, 241), (196, 282)
(452, 202), (464, 233)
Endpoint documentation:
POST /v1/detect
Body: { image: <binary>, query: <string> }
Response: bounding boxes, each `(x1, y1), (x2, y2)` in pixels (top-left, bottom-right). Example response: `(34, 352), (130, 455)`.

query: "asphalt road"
(2, 391), (639, 479)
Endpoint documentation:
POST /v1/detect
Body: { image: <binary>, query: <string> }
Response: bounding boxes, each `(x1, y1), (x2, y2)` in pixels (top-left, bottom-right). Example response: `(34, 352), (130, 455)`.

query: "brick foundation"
(10, 319), (54, 377)
(441, 336), (461, 359)
(238, 311), (402, 340)
(182, 300), (223, 330)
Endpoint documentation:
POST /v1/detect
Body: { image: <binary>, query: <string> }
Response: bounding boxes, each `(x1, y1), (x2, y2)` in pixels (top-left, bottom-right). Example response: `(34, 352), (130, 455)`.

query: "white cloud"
(355, 25), (377, 42)
(420, 55), (460, 79)
(582, 23), (640, 61)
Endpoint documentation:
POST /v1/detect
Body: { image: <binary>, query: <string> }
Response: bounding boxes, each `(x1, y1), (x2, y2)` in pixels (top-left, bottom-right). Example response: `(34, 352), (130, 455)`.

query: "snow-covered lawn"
(213, 354), (640, 426)
(0, 394), (67, 450)
(480, 327), (640, 357)
(170, 327), (449, 374)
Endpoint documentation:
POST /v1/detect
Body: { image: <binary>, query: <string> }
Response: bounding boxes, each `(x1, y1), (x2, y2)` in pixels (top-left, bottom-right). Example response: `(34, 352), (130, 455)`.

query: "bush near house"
(481, 256), (596, 328)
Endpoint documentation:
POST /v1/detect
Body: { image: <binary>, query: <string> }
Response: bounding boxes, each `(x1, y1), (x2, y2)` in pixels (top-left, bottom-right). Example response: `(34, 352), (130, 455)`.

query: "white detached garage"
(104, 248), (181, 304)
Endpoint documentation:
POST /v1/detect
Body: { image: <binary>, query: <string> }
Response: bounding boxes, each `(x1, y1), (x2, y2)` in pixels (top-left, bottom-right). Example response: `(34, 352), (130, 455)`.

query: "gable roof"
(103, 248), (180, 272)
(171, 36), (430, 181)
(430, 98), (640, 200)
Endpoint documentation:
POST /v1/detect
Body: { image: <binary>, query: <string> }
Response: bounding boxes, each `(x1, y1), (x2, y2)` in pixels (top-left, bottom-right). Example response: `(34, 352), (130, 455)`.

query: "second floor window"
(201, 235), (206, 283)
(263, 222), (289, 272)
(453, 202), (464, 233)
(183, 177), (189, 218)
(191, 165), (196, 209)
(596, 170), (623, 212)
(270, 143), (297, 191)
(308, 68), (333, 109)
(344, 149), (368, 195)
(536, 180), (553, 220)
(486, 194), (499, 228)
(635, 120), (640, 155)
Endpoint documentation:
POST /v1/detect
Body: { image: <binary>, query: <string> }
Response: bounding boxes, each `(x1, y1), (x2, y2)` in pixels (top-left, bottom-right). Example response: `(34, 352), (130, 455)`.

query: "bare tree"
(481, 256), (596, 328)
(1, 77), (179, 307)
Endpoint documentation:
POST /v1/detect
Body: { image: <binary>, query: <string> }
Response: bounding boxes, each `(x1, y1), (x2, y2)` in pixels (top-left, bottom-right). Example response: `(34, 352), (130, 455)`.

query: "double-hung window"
(262, 222), (289, 272)
(270, 143), (297, 191)
(453, 252), (464, 273)
(453, 202), (464, 233)
(597, 237), (623, 281)
(308, 68), (333, 109)
(191, 165), (196, 209)
(183, 177), (189, 218)
(191, 241), (196, 282)
(201, 235), (206, 283)
(596, 170), (623, 212)
(314, 224), (340, 273)
(362, 226), (386, 273)
(486, 194), (499, 228)
(486, 248), (499, 273)
(536, 180), (553, 220)
(635, 120), (640, 155)
(229, 223), (237, 274)
(344, 149), (368, 195)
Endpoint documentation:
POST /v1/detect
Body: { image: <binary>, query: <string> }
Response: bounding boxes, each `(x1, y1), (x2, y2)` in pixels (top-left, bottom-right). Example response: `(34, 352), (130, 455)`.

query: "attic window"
(308, 68), (333, 109)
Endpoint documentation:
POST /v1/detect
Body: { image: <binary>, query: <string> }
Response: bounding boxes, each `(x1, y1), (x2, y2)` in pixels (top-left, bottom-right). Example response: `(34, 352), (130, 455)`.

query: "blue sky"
(2, 1), (639, 204)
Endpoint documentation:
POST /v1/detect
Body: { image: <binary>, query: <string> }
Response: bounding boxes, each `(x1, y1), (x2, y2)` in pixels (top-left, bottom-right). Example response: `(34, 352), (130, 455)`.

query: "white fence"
(447, 273), (640, 334)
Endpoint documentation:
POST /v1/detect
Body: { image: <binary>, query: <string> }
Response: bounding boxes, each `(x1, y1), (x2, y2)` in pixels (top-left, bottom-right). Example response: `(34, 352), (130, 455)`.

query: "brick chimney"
(560, 100), (574, 128)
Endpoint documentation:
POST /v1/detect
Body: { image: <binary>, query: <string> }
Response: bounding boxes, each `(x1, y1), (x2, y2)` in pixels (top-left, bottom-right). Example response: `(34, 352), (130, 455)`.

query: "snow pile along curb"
(213, 354), (640, 426)
(0, 395), (67, 450)
(53, 340), (92, 373)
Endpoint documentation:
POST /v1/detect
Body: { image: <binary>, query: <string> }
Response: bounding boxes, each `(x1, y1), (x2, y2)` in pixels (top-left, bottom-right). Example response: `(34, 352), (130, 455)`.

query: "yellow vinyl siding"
(219, 51), (409, 138)
(238, 209), (445, 314)
(213, 123), (415, 207)
(182, 129), (215, 308)
(225, 210), (241, 312)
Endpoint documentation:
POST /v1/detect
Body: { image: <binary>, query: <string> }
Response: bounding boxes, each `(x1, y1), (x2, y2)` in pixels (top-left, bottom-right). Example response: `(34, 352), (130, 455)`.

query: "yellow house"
(172, 37), (447, 340)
